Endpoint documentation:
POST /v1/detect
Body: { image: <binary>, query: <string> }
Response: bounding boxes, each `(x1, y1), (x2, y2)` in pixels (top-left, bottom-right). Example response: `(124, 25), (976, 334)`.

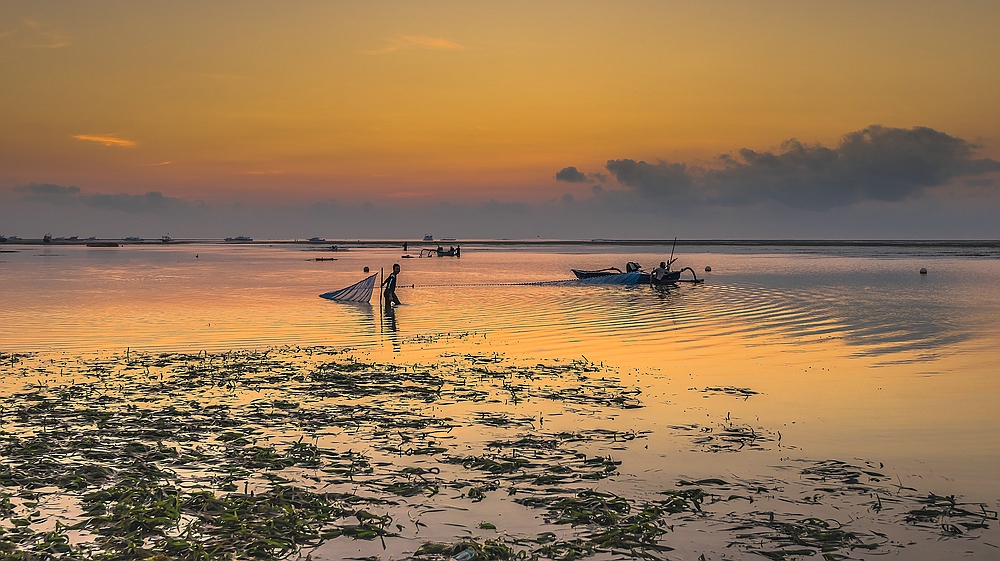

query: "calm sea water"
(1, 241), (998, 558)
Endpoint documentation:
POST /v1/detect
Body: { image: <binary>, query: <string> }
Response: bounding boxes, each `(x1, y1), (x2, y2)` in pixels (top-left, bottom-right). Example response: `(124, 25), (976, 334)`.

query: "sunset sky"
(2, 1), (999, 238)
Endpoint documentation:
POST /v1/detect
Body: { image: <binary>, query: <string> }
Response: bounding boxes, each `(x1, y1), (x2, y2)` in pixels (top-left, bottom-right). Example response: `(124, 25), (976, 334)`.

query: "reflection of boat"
(87, 241), (120, 247)
(224, 236), (253, 243)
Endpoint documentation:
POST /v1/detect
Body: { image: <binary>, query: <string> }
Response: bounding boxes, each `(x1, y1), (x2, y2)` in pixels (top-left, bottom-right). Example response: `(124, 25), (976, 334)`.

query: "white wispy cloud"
(73, 134), (137, 147)
(368, 34), (465, 54)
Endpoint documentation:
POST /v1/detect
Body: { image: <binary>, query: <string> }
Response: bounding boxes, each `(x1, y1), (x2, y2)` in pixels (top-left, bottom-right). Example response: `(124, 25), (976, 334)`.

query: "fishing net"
(319, 273), (377, 302)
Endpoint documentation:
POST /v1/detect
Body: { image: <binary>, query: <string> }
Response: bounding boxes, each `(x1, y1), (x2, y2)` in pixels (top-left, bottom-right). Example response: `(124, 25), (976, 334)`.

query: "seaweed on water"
(0, 347), (995, 560)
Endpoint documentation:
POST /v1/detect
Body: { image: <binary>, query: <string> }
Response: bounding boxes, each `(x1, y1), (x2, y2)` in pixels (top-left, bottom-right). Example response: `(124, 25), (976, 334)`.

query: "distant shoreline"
(2, 238), (998, 248)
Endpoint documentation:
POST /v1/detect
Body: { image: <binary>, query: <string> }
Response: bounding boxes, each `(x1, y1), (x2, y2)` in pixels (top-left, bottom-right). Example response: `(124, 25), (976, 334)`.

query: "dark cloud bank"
(15, 183), (189, 213)
(588, 126), (1000, 211)
(2, 126), (998, 239)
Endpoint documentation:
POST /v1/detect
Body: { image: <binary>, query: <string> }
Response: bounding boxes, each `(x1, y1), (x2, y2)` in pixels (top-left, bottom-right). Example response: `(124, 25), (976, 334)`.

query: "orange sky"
(2, 1), (998, 204)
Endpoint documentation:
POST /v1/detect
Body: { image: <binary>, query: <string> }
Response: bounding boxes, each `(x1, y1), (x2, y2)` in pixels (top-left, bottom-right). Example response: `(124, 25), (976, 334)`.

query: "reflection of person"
(651, 261), (668, 282)
(382, 263), (401, 308)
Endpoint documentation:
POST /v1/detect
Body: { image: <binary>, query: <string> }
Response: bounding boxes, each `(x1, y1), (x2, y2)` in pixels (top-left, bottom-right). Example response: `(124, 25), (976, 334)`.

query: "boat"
(0, 236), (7, 243)
(308, 237), (326, 242)
(572, 266), (624, 279)
(423, 234), (433, 241)
(572, 255), (701, 285)
(573, 261), (650, 281)
(161, 235), (173, 243)
(43, 234), (52, 243)
(224, 236), (253, 243)
(436, 246), (459, 257)
(124, 236), (142, 242)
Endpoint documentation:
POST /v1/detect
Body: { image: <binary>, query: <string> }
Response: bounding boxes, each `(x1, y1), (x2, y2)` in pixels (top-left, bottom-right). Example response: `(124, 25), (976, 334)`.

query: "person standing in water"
(382, 263), (401, 309)
(651, 261), (669, 282)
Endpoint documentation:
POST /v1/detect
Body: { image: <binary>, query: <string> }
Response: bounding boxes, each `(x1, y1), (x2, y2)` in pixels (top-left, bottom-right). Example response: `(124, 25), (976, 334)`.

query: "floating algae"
(0, 347), (995, 560)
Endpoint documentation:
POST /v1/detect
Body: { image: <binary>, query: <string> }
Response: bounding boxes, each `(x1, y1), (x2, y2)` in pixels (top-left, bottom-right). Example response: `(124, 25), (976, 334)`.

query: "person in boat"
(651, 261), (669, 282)
(381, 263), (401, 309)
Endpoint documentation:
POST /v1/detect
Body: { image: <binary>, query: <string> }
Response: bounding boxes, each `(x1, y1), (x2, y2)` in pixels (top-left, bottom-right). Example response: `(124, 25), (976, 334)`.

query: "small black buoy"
(919, 267), (927, 274)
(364, 266), (370, 273)
(704, 265), (712, 272)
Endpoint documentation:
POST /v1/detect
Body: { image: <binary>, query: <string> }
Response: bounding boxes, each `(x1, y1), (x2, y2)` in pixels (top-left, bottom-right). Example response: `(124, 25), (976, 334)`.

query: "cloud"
(605, 159), (697, 203)
(73, 134), (136, 147)
(369, 34), (465, 54)
(596, 126), (1000, 211)
(15, 183), (82, 205)
(11, 183), (187, 213)
(83, 191), (186, 213)
(555, 166), (587, 183)
(1, 19), (70, 48)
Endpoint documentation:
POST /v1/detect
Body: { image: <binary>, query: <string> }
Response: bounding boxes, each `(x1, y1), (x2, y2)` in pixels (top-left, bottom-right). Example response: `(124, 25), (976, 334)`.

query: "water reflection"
(0, 244), (996, 365)
(381, 305), (400, 352)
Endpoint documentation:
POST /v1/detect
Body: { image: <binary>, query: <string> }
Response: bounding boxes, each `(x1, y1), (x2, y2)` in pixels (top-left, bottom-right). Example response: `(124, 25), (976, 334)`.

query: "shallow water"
(1, 241), (998, 559)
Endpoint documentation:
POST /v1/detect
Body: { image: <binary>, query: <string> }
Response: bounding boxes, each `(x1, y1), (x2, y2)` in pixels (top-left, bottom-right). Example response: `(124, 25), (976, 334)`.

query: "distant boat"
(224, 236), (253, 243)
(86, 237), (97, 241)
(440, 237), (456, 241)
(308, 237), (326, 242)
(124, 236), (142, 242)
(423, 234), (433, 241)
(161, 235), (173, 243)
(0, 236), (7, 243)
(87, 241), (120, 248)
(43, 234), (52, 243)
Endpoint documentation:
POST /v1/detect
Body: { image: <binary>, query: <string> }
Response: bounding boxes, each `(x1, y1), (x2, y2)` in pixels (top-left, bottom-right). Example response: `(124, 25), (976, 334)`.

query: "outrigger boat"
(572, 263), (699, 285)
(571, 239), (702, 285)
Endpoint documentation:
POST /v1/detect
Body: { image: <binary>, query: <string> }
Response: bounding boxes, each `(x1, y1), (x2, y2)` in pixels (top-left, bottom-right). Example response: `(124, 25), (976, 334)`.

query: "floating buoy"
(704, 265), (712, 272)
(919, 268), (927, 274)
(364, 266), (370, 273)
